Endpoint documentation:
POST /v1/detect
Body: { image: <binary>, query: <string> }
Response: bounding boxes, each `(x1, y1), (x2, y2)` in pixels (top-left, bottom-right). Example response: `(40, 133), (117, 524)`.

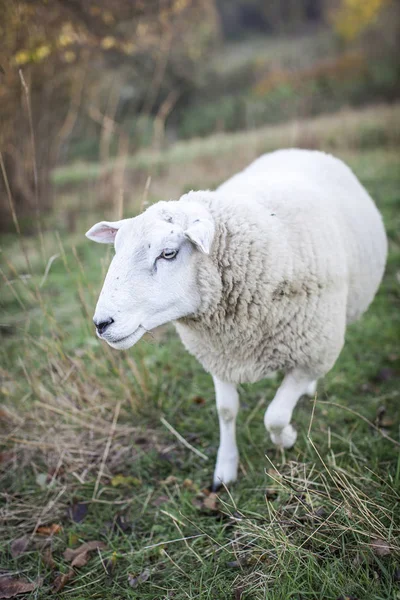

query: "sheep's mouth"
(106, 326), (145, 350)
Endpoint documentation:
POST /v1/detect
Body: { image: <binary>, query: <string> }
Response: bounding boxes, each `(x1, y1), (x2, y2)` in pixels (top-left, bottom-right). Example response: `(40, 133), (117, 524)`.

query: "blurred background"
(1, 0), (399, 232)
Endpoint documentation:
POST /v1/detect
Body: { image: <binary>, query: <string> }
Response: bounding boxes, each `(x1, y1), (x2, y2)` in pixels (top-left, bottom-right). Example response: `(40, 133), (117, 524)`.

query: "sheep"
(86, 149), (387, 488)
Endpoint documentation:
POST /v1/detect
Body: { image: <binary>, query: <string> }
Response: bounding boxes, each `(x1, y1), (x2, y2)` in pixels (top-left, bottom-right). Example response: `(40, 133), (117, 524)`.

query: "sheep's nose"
(94, 317), (114, 335)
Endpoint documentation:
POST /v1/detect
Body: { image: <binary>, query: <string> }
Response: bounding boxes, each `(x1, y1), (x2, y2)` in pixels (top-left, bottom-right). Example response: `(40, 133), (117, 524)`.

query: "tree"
(0, 0), (218, 231)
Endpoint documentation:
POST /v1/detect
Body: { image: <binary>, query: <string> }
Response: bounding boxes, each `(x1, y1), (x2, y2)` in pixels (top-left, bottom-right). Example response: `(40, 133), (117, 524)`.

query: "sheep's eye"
(161, 248), (177, 260)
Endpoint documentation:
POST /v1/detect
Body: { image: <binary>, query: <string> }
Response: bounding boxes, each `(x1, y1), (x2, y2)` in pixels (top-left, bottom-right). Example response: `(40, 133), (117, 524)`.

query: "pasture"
(1, 108), (400, 599)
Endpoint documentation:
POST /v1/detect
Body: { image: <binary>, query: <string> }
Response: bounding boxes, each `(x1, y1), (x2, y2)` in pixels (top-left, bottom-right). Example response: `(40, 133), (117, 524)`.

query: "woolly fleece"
(175, 149), (387, 384)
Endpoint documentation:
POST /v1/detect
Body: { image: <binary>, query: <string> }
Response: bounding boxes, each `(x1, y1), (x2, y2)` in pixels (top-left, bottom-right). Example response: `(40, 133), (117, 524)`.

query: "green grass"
(0, 143), (399, 599)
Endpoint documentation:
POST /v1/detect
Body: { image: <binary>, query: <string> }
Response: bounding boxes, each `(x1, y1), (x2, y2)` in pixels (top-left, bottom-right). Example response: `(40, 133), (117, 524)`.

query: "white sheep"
(86, 149), (387, 488)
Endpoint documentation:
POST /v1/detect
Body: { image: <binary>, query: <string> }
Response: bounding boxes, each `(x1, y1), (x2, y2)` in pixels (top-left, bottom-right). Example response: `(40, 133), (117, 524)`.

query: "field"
(1, 107), (400, 599)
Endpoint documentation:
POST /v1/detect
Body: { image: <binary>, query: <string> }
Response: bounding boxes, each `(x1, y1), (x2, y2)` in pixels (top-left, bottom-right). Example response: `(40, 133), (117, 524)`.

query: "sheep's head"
(86, 197), (215, 349)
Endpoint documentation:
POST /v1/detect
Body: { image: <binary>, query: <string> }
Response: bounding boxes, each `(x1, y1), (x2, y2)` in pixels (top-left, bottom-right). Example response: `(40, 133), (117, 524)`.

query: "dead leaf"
(0, 576), (42, 598)
(374, 367), (396, 382)
(71, 551), (89, 568)
(370, 538), (391, 556)
(42, 547), (56, 569)
(68, 501), (88, 523)
(111, 474), (142, 487)
(191, 496), (203, 509)
(10, 537), (29, 558)
(128, 568), (150, 589)
(234, 587), (244, 600)
(37, 523), (62, 536)
(192, 396), (206, 405)
(182, 478), (197, 490)
(53, 541), (106, 592)
(52, 569), (74, 593)
(203, 492), (219, 511)
(0, 452), (15, 467)
(63, 540), (106, 562)
(265, 488), (278, 501)
(380, 417), (395, 428)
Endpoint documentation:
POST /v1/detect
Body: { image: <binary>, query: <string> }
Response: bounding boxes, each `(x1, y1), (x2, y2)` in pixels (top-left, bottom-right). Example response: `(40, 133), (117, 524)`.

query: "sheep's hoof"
(211, 481), (222, 493)
(270, 424), (297, 449)
(213, 455), (238, 489)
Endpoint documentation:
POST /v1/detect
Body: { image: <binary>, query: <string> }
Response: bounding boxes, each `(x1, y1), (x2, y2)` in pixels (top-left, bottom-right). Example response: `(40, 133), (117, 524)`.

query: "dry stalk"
(92, 401), (121, 499)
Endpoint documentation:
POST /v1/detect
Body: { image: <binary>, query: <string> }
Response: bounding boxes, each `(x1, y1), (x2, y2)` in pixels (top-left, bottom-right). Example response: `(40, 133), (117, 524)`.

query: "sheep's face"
(86, 198), (214, 350)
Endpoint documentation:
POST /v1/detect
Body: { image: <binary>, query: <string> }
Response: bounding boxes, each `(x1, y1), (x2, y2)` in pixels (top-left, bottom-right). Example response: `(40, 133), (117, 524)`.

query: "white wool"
(87, 149), (387, 486)
(175, 149), (387, 384)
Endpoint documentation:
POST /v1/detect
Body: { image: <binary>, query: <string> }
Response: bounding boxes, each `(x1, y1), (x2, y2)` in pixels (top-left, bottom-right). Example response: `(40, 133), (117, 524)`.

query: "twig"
(92, 401), (121, 499)
(160, 416), (208, 461)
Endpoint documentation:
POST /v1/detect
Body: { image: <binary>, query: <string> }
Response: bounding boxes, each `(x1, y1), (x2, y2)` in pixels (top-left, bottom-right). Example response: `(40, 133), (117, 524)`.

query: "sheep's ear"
(85, 220), (125, 244)
(185, 218), (214, 254)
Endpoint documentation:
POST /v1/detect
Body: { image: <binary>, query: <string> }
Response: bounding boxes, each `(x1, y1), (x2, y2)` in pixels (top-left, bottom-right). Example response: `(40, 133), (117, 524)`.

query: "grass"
(1, 117), (400, 598)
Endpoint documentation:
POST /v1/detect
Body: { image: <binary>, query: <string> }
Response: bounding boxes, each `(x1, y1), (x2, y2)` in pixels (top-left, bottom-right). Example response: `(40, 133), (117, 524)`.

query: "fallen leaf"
(227, 559), (247, 568)
(203, 492), (219, 511)
(52, 569), (74, 593)
(265, 488), (278, 500)
(0, 452), (15, 467)
(10, 537), (29, 558)
(192, 396), (206, 405)
(128, 568), (150, 589)
(182, 478), (197, 491)
(380, 417), (395, 428)
(37, 523), (62, 536)
(0, 576), (42, 598)
(191, 496), (203, 509)
(54, 541), (106, 592)
(113, 513), (131, 533)
(71, 551), (89, 568)
(370, 538), (391, 556)
(111, 474), (141, 487)
(374, 367), (396, 382)
(63, 540), (106, 562)
(68, 500), (88, 523)
(160, 475), (178, 485)
(42, 547), (56, 569)
(0, 408), (12, 422)
(234, 587), (244, 599)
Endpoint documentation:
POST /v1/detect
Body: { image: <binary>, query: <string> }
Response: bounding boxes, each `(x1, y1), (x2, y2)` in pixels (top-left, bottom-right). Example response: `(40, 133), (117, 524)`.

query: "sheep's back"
(218, 149), (387, 324)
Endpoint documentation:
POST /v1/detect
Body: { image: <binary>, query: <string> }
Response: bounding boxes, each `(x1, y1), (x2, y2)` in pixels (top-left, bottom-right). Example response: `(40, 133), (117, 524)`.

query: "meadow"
(1, 106), (400, 599)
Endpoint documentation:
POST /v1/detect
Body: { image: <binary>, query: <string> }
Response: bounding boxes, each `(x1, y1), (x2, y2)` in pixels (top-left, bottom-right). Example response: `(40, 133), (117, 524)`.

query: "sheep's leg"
(264, 370), (317, 448)
(305, 380), (317, 397)
(212, 376), (239, 489)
